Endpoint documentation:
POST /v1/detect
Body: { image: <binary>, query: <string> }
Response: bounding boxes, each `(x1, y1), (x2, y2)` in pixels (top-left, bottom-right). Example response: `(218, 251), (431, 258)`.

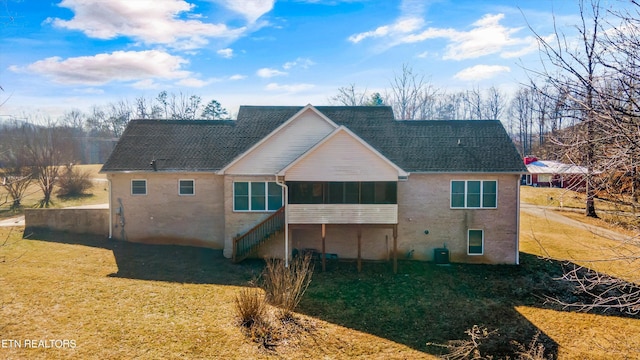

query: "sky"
(0, 0), (610, 119)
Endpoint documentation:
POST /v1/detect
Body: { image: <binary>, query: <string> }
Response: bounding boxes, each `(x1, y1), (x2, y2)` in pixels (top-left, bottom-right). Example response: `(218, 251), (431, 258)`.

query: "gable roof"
(219, 104), (338, 174)
(101, 105), (526, 173)
(277, 125), (409, 179)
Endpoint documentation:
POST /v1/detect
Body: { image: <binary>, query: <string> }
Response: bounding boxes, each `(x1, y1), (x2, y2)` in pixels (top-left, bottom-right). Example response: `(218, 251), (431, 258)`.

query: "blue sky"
(0, 0), (597, 118)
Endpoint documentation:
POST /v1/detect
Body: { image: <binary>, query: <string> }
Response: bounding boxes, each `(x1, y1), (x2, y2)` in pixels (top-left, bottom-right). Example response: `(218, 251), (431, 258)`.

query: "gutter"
(274, 175), (289, 268)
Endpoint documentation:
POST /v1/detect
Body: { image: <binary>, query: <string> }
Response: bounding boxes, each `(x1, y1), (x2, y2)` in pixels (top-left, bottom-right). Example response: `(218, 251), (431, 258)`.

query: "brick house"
(101, 105), (526, 268)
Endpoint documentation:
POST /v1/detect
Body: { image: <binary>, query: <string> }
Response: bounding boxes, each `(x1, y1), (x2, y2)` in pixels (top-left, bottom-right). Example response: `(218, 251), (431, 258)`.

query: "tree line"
(0, 91), (230, 208)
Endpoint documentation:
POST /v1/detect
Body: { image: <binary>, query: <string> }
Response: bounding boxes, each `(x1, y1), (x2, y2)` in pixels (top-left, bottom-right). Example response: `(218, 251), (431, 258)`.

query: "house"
(101, 105), (526, 268)
(523, 156), (587, 189)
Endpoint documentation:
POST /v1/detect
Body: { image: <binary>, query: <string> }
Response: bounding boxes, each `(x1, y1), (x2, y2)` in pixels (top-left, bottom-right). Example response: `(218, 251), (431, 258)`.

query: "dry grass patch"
(3, 205), (640, 359)
(519, 210), (640, 358)
(520, 211), (640, 283)
(516, 306), (640, 360)
(0, 164), (108, 219)
(0, 228), (434, 359)
(520, 186), (634, 213)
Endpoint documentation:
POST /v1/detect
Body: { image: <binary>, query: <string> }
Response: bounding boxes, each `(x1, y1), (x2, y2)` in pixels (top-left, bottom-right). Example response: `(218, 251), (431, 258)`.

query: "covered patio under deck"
(285, 180), (400, 272)
(290, 223), (399, 273)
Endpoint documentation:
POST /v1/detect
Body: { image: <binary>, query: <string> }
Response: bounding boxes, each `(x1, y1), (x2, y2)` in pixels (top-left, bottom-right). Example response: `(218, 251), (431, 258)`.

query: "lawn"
(0, 164), (108, 219)
(1, 207), (639, 359)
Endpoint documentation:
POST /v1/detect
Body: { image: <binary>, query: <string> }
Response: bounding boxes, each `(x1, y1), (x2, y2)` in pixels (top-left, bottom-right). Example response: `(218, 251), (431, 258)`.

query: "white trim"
(218, 105), (339, 175)
(450, 180), (498, 209)
(131, 179), (147, 196)
(277, 126), (409, 178)
(178, 179), (195, 196)
(467, 229), (484, 255)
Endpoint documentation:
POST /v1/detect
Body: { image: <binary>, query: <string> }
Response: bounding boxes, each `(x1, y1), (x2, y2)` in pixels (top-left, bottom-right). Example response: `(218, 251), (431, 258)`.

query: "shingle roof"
(101, 105), (526, 173)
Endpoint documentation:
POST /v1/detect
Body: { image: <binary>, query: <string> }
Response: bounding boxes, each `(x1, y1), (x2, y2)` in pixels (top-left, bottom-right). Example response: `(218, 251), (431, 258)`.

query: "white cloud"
(132, 79), (162, 89)
(257, 67), (287, 78)
(177, 78), (212, 87)
(349, 6), (540, 61)
(349, 17), (423, 43)
(49, 0), (246, 49)
(441, 14), (533, 60)
(229, 74), (247, 80)
(283, 57), (315, 70)
(265, 83), (315, 92)
(217, 48), (234, 58)
(216, 0), (274, 23)
(453, 65), (511, 81)
(73, 87), (104, 94)
(11, 50), (191, 85)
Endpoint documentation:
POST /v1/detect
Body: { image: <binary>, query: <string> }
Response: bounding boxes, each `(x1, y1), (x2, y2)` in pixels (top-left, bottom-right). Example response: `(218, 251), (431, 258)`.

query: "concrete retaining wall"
(25, 208), (109, 236)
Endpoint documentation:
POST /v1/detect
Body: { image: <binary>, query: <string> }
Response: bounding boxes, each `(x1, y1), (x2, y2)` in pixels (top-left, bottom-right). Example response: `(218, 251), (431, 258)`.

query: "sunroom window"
(233, 181), (283, 211)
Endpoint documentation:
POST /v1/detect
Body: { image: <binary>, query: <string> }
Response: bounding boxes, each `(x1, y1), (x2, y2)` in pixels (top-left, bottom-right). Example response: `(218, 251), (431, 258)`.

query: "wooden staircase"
(232, 206), (285, 263)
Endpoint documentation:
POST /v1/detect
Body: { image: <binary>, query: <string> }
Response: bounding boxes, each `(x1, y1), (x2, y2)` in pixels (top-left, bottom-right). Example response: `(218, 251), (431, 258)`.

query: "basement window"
(468, 229), (484, 255)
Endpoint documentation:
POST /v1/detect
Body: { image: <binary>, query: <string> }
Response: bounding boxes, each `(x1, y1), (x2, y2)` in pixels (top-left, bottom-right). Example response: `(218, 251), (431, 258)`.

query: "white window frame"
(450, 180), (498, 209)
(131, 179), (147, 195)
(467, 229), (484, 255)
(233, 181), (282, 212)
(178, 179), (195, 196)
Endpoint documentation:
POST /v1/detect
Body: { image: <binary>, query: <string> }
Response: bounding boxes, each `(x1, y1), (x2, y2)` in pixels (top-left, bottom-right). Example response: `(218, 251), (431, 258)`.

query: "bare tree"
(330, 84), (369, 106)
(0, 122), (32, 208)
(386, 64), (439, 120)
(464, 87), (483, 120)
(21, 119), (74, 207)
(527, 0), (604, 217)
(509, 87), (535, 155)
(134, 96), (163, 119)
(484, 86), (506, 120)
(165, 92), (202, 120)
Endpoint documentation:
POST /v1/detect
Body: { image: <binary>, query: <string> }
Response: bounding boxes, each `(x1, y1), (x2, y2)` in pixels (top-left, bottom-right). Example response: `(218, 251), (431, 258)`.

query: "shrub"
(56, 165), (92, 197)
(261, 253), (314, 319)
(234, 288), (266, 328)
(427, 326), (550, 360)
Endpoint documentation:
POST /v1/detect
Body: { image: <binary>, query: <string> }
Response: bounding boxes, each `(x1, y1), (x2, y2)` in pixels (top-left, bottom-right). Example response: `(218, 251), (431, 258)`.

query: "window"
(288, 181), (397, 205)
(179, 179), (195, 195)
(131, 179), (147, 195)
(450, 180), (497, 208)
(468, 229), (484, 255)
(233, 181), (283, 211)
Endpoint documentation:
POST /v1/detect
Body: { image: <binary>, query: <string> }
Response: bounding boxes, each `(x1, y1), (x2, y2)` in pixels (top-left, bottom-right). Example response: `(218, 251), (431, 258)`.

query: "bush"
(427, 326), (550, 360)
(234, 288), (266, 328)
(56, 165), (92, 197)
(261, 254), (314, 319)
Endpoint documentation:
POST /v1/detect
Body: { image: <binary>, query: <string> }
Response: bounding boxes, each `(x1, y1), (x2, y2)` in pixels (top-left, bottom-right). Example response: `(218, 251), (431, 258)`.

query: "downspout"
(108, 177), (113, 240)
(516, 176), (521, 265)
(275, 175), (289, 268)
